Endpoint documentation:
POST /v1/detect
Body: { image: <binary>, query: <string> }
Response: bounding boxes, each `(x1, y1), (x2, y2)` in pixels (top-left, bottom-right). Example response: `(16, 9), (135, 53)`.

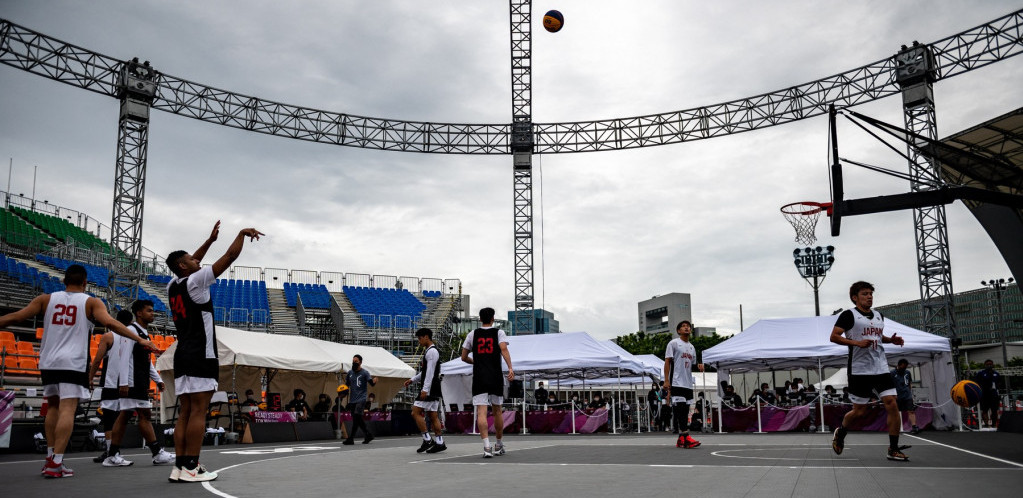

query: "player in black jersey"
(461, 307), (514, 458)
(165, 221), (262, 482)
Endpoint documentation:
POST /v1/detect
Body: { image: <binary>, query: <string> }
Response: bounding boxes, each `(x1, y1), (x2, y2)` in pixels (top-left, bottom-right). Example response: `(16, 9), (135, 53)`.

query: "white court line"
(906, 434), (1023, 468)
(711, 448), (859, 461)
(409, 443), (557, 464)
(202, 450), (340, 498)
(427, 460), (1022, 471)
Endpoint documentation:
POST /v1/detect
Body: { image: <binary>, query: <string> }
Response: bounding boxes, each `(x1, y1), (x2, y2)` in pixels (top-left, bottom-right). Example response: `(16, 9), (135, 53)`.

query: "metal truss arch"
(2, 9), (1020, 155)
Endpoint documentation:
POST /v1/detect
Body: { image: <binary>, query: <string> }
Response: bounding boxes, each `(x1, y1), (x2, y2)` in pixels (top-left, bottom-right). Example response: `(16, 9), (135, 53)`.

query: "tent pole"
(755, 395), (764, 433)
(613, 366), (621, 435)
(571, 399), (577, 434)
(717, 393), (724, 434)
(817, 357), (826, 433)
(522, 391), (527, 435)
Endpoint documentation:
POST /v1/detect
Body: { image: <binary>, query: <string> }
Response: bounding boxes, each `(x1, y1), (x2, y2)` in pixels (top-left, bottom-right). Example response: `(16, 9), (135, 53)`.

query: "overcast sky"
(1, 1), (1020, 340)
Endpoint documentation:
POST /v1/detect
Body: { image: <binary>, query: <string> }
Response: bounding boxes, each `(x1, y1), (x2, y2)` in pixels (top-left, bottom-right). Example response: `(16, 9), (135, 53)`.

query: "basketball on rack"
(950, 379), (982, 408)
(543, 10), (564, 32)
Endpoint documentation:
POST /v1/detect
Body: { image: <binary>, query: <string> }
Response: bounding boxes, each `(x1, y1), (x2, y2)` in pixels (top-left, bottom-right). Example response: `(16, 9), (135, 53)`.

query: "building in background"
(638, 293), (692, 335)
(506, 308), (560, 335)
(876, 283), (1023, 363)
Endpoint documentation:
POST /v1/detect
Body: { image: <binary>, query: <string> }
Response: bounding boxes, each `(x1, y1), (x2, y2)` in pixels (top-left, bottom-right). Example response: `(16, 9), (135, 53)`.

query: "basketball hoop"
(781, 201), (833, 245)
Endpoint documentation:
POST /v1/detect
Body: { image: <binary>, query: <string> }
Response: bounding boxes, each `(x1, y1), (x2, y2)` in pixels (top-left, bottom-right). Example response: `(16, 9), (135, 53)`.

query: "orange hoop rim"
(780, 201), (833, 216)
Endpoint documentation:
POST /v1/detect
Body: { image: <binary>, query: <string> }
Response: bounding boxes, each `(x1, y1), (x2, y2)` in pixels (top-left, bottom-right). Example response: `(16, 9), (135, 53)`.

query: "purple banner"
(716, 403), (936, 432)
(0, 391), (14, 448)
(251, 410), (298, 423)
(446, 409), (608, 434)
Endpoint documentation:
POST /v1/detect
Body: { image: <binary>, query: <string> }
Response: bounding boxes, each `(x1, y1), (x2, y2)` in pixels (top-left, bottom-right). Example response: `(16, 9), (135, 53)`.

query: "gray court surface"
(2, 431), (1021, 497)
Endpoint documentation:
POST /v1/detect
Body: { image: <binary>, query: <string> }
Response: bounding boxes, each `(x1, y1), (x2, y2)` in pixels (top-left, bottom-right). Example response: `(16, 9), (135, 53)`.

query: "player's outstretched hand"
(891, 334), (904, 346)
(208, 220), (221, 242)
(240, 228), (264, 241)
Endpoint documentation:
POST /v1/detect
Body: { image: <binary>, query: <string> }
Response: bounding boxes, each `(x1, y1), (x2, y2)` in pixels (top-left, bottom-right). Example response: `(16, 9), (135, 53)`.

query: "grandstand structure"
(1, 194), (467, 400)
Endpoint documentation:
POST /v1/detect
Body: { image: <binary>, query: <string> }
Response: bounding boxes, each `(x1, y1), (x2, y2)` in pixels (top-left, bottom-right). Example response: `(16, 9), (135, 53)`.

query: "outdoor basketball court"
(2, 431), (1020, 497)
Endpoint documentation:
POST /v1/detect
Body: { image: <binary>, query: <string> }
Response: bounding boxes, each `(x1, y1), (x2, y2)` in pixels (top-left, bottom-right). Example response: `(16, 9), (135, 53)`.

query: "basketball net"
(781, 202), (832, 246)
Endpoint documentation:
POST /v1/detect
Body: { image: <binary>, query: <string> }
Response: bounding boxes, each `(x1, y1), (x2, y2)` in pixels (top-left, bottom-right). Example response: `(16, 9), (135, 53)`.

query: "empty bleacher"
(342, 286), (427, 328)
(9, 205), (110, 251)
(283, 282), (331, 308)
(1, 207), (56, 252)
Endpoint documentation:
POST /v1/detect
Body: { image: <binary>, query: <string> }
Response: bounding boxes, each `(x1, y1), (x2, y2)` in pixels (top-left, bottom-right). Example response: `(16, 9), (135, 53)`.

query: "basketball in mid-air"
(950, 379), (982, 407)
(543, 10), (564, 33)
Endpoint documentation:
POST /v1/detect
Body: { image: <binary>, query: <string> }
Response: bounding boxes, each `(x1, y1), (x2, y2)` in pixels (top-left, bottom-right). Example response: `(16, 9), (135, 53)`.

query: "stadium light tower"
(981, 277), (1014, 369)
(109, 58), (158, 307)
(792, 246), (836, 316)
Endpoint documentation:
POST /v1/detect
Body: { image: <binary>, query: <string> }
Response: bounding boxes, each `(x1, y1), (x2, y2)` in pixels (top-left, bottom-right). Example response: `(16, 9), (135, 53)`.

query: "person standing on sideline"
(663, 320), (704, 448)
(87, 310), (133, 464)
(106, 299), (174, 467)
(830, 281), (909, 461)
(461, 307), (514, 458)
(891, 359), (921, 434)
(534, 382), (548, 406)
(973, 359), (1002, 428)
(342, 354), (378, 444)
(166, 221), (263, 482)
(0, 264), (156, 478)
(404, 328), (446, 453)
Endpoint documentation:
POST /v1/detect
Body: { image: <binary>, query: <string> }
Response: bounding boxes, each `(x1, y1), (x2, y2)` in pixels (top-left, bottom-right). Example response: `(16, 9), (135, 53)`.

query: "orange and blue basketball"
(950, 380), (982, 407)
(543, 10), (564, 33)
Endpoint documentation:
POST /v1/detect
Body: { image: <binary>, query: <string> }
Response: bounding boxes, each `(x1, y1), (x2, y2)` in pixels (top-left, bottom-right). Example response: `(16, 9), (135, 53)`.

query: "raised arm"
(211, 228), (263, 278)
(192, 220), (221, 263)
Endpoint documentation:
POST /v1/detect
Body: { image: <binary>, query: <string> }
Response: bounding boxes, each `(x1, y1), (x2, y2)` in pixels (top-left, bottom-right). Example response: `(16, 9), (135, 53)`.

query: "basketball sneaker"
(425, 442), (447, 454)
(42, 459), (74, 478)
(179, 463), (218, 482)
(93, 450), (108, 463)
(909, 425), (922, 435)
(168, 466), (181, 483)
(152, 449), (175, 465)
(102, 454), (134, 467)
(482, 446), (494, 458)
(675, 435), (686, 448)
(417, 439), (435, 453)
(40, 456), (52, 475)
(886, 448), (909, 461)
(495, 441), (506, 455)
(362, 434), (375, 444)
(831, 427), (846, 455)
(683, 434), (701, 448)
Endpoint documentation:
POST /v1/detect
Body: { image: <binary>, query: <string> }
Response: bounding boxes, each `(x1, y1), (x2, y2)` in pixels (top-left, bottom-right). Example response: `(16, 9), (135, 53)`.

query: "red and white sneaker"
(42, 459), (74, 478)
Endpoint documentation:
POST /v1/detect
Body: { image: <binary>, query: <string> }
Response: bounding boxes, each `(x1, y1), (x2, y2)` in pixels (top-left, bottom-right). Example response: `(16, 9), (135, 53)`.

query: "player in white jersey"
(87, 310), (134, 464)
(829, 281), (909, 462)
(663, 320), (704, 449)
(0, 264), (156, 478)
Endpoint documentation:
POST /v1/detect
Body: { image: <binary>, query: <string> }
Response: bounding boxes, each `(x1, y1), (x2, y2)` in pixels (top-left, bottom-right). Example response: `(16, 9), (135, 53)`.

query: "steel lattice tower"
(895, 43), (958, 344)
(109, 59), (158, 307)
(509, 0), (535, 335)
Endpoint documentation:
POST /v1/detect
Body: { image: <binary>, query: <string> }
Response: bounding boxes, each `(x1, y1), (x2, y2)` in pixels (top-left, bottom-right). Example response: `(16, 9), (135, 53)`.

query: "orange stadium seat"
(35, 328), (44, 340)
(0, 331), (15, 343)
(16, 341), (36, 356)
(15, 357), (39, 375)
(0, 339), (16, 354)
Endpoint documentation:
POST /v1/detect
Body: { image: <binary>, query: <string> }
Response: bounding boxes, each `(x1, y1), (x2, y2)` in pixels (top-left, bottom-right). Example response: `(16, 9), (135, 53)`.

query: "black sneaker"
(425, 442), (447, 454)
(909, 426), (922, 435)
(93, 451), (108, 463)
(342, 439), (355, 446)
(831, 427), (845, 455)
(362, 434), (374, 444)
(417, 440), (435, 453)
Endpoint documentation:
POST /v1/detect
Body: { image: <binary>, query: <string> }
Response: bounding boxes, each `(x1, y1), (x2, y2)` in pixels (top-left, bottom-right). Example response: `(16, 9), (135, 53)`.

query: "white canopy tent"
(439, 332), (661, 407)
(815, 368), (849, 390)
(703, 316), (956, 429)
(155, 327), (415, 420)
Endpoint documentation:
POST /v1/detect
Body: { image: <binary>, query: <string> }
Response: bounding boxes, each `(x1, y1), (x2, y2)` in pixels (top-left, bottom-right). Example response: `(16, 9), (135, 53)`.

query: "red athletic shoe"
(683, 434), (701, 448)
(42, 459), (74, 478)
